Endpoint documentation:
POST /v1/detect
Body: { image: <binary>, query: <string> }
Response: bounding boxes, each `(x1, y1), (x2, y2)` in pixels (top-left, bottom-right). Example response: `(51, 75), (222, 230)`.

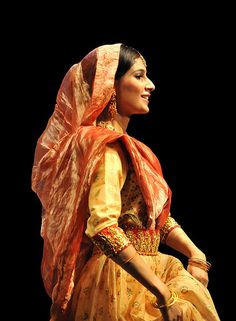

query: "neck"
(112, 113), (130, 133)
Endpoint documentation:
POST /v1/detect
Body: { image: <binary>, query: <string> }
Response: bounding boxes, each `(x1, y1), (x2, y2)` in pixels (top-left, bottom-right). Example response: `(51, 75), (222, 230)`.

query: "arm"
(164, 224), (210, 287)
(86, 143), (182, 319)
(112, 244), (171, 303)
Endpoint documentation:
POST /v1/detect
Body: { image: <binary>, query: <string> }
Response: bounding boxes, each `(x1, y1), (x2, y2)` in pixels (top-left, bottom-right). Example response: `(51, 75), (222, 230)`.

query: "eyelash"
(135, 75), (143, 79)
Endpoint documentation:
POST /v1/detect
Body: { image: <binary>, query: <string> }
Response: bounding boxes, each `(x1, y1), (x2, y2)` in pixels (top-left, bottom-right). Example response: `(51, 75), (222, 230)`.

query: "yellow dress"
(71, 141), (220, 321)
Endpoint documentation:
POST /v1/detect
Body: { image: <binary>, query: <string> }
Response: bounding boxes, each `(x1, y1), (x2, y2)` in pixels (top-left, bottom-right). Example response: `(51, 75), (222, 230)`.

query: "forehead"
(129, 57), (147, 73)
(130, 58), (146, 70)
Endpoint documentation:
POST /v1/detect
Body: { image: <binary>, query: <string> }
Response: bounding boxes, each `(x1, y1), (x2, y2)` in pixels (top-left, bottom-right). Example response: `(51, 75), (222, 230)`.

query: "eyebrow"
(132, 68), (146, 73)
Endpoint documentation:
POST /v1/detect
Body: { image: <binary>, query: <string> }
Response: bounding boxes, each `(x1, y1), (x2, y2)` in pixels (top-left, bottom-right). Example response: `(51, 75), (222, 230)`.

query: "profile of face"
(115, 57), (155, 117)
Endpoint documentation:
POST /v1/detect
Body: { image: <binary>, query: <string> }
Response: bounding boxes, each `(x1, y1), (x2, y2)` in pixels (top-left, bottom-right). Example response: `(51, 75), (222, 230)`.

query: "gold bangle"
(188, 258), (212, 272)
(188, 257), (211, 266)
(152, 290), (178, 309)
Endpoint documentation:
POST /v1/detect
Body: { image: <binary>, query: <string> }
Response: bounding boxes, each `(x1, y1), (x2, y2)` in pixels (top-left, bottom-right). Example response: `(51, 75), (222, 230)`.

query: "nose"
(145, 78), (155, 92)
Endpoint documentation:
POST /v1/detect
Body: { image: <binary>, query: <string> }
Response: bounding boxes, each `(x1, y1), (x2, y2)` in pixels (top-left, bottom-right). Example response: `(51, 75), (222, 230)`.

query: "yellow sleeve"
(85, 142), (131, 256)
(160, 212), (180, 243)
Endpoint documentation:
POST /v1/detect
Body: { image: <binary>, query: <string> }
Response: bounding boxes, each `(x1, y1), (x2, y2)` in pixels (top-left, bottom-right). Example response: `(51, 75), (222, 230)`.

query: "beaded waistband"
(91, 226), (160, 257)
(125, 228), (160, 256)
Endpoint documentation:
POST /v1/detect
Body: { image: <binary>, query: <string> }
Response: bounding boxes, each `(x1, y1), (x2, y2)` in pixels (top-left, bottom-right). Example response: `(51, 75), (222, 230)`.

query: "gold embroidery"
(160, 216), (180, 243)
(121, 164), (148, 227)
(125, 228), (160, 256)
(92, 225), (131, 257)
(92, 224), (160, 256)
(97, 120), (116, 131)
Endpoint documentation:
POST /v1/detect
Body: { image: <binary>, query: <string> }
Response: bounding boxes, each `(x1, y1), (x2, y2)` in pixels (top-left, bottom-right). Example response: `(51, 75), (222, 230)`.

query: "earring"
(108, 90), (117, 120)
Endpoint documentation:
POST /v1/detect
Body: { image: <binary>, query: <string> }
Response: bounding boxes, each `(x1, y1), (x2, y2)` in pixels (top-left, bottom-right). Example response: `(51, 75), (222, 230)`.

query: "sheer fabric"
(71, 143), (220, 321)
(72, 253), (220, 321)
(31, 44), (171, 314)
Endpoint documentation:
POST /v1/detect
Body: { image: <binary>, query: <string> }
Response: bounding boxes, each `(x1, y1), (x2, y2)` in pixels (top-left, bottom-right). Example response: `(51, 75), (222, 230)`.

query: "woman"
(32, 43), (220, 321)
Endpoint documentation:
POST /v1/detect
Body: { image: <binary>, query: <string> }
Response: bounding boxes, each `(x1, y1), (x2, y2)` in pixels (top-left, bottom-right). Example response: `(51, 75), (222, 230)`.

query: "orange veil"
(31, 44), (171, 312)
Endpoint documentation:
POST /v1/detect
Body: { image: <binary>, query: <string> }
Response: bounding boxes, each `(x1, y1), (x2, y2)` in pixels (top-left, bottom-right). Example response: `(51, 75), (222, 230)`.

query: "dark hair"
(115, 44), (142, 80)
(96, 44), (142, 123)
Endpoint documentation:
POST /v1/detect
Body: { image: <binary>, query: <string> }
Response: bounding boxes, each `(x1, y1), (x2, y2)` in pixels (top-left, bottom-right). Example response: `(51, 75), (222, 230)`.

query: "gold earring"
(108, 91), (117, 120)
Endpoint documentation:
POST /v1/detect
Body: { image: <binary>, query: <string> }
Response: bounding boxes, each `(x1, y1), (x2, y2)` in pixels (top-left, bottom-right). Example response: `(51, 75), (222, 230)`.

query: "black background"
(7, 3), (233, 320)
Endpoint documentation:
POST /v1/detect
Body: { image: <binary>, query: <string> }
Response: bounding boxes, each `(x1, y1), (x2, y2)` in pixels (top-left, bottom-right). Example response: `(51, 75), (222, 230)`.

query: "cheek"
(115, 80), (142, 111)
(121, 83), (140, 100)
(120, 89), (137, 108)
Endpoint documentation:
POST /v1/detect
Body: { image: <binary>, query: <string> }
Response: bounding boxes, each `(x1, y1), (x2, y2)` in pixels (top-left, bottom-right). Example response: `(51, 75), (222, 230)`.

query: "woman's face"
(115, 57), (155, 116)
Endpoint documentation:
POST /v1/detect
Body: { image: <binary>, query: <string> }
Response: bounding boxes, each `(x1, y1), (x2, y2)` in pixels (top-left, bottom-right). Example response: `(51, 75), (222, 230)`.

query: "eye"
(133, 69), (147, 80)
(135, 74), (143, 79)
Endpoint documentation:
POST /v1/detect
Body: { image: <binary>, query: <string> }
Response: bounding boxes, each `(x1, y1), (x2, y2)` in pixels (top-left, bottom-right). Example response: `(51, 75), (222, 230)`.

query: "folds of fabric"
(71, 252), (220, 321)
(32, 125), (171, 310)
(32, 44), (122, 310)
(31, 44), (171, 312)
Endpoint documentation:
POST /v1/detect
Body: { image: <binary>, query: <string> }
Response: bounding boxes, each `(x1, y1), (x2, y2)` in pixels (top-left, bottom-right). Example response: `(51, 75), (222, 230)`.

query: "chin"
(130, 106), (149, 116)
(141, 107), (150, 114)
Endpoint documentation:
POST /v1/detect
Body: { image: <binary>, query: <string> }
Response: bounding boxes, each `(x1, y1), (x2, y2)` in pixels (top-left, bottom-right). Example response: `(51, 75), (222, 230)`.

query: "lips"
(141, 95), (150, 101)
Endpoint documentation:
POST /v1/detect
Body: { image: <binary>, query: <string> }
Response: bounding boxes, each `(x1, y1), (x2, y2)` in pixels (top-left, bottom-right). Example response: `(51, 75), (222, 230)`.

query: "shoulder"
(103, 140), (128, 177)
(106, 140), (125, 157)
(106, 140), (128, 164)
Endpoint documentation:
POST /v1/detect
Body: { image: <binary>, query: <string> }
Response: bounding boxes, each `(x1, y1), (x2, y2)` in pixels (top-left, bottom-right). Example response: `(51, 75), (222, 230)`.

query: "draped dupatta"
(31, 44), (171, 313)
